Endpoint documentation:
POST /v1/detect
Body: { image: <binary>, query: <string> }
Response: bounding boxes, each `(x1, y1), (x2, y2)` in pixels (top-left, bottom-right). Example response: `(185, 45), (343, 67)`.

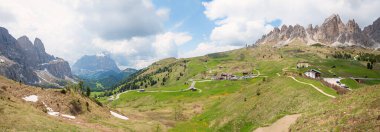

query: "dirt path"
(276, 73), (281, 76)
(189, 80), (211, 93)
(254, 69), (261, 76)
(253, 114), (301, 132)
(288, 76), (336, 98)
(109, 90), (137, 101)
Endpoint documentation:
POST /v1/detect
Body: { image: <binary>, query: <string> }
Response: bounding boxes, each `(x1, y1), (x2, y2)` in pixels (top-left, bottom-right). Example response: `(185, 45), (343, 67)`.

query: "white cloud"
(202, 0), (380, 46)
(0, 0), (94, 63)
(0, 0), (178, 68)
(77, 0), (168, 40)
(181, 42), (240, 58)
(1, 0), (380, 69)
(93, 32), (192, 69)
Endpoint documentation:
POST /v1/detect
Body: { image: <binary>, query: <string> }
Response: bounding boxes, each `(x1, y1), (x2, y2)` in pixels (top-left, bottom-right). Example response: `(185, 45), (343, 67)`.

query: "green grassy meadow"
(100, 41), (380, 131)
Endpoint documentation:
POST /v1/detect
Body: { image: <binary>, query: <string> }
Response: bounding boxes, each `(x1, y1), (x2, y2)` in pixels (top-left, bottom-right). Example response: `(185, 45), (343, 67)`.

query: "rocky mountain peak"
(0, 27), (73, 87)
(17, 36), (34, 48)
(363, 17), (380, 43)
(324, 14), (343, 24)
(72, 54), (120, 76)
(34, 38), (45, 52)
(0, 27), (15, 45)
(255, 14), (380, 48)
(346, 19), (361, 33)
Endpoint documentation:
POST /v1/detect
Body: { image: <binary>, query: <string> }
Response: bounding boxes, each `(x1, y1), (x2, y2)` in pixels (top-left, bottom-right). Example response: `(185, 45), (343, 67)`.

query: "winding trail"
(109, 90), (137, 101)
(254, 69), (261, 76)
(288, 76), (336, 98)
(276, 73), (281, 77)
(109, 80), (212, 101)
(254, 114), (301, 132)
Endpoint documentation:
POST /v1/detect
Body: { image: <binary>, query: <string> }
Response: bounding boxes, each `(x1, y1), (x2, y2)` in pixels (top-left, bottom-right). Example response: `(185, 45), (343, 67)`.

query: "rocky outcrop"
(0, 26), (74, 87)
(39, 58), (72, 79)
(256, 14), (380, 48)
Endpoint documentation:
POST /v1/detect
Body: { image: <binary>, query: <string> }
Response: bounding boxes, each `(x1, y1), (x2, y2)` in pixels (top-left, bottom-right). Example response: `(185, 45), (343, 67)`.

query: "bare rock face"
(40, 58), (73, 79)
(315, 14), (346, 44)
(255, 14), (380, 48)
(0, 27), (24, 63)
(72, 53), (120, 76)
(34, 38), (55, 63)
(256, 24), (307, 45)
(0, 26), (73, 87)
(364, 17), (380, 44)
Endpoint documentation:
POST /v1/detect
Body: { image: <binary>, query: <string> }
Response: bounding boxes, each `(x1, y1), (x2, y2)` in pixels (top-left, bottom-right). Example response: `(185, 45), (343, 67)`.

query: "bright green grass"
(90, 91), (104, 98)
(363, 80), (380, 85)
(110, 79), (260, 109)
(105, 43), (380, 131)
(340, 78), (361, 89)
(171, 76), (331, 131)
(294, 77), (339, 96)
(292, 86), (380, 131)
(319, 59), (380, 78)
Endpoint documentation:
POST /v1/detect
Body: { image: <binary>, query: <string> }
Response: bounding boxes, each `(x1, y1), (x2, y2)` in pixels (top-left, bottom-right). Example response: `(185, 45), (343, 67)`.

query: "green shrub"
(60, 89), (67, 94)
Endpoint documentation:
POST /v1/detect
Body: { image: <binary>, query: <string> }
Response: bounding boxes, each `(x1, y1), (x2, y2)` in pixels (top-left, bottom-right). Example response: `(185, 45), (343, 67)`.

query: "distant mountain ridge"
(255, 14), (380, 48)
(72, 53), (120, 76)
(0, 27), (74, 87)
(72, 54), (137, 91)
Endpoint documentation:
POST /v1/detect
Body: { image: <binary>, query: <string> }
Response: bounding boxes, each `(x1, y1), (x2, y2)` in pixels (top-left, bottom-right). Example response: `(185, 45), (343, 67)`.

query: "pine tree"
(78, 81), (84, 92)
(86, 86), (91, 97)
(367, 62), (371, 69)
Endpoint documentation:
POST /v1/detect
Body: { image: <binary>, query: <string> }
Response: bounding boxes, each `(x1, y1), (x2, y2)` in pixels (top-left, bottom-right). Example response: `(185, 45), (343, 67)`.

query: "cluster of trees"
(95, 90), (113, 98)
(367, 62), (374, 70)
(331, 52), (379, 70)
(357, 53), (380, 63)
(63, 81), (91, 97)
(357, 53), (380, 70)
(332, 51), (352, 59)
(207, 52), (228, 58)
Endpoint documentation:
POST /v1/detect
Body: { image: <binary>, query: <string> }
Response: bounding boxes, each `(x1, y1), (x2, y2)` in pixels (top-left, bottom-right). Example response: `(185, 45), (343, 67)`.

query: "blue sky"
(0, 0), (379, 69)
(152, 0), (214, 54)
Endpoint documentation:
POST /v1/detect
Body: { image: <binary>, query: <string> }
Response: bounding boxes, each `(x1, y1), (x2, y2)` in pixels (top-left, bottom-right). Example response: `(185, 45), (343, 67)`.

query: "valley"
(0, 7), (379, 131)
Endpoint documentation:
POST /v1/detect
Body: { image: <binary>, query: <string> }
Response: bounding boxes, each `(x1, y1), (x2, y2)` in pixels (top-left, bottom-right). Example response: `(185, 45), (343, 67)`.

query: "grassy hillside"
(100, 40), (380, 131)
(0, 76), (165, 131)
(2, 40), (379, 131)
(291, 85), (380, 131)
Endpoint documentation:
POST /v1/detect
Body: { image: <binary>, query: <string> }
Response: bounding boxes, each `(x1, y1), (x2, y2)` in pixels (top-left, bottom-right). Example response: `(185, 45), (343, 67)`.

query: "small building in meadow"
(297, 62), (310, 68)
(305, 69), (321, 79)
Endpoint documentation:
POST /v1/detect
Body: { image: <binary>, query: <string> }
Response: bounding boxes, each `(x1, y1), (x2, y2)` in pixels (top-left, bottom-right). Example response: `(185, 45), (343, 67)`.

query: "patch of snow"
(22, 95), (39, 102)
(42, 101), (76, 119)
(110, 111), (129, 120)
(43, 102), (59, 116)
(35, 70), (62, 87)
(48, 111), (60, 116)
(61, 114), (76, 119)
(42, 102), (54, 111)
